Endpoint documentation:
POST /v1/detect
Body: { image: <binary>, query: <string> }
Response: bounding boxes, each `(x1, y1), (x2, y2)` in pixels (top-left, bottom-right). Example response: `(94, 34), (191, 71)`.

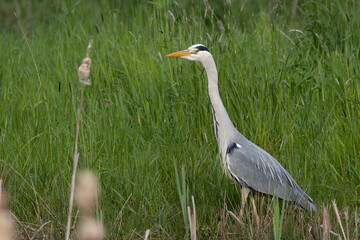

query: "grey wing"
(225, 142), (317, 211)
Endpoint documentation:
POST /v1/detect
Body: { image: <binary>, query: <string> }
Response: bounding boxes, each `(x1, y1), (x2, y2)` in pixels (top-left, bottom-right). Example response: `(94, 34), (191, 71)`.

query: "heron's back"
(224, 136), (317, 211)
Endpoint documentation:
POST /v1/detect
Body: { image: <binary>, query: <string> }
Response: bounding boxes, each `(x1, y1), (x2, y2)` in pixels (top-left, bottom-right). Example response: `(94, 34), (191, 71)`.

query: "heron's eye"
(195, 49), (199, 53)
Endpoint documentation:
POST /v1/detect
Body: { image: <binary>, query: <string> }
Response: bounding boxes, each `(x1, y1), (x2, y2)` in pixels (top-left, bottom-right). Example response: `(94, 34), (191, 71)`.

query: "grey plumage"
(167, 44), (317, 212)
(226, 134), (317, 211)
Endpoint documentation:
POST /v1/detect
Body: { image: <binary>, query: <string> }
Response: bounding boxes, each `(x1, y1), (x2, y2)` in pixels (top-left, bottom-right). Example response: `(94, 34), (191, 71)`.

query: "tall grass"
(0, 0), (359, 238)
(174, 162), (189, 238)
(272, 197), (286, 240)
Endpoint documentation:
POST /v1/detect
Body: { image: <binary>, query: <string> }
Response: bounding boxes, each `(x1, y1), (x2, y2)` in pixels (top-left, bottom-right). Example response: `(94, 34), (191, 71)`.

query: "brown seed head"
(78, 58), (92, 85)
(0, 211), (15, 240)
(75, 170), (99, 214)
(77, 218), (104, 240)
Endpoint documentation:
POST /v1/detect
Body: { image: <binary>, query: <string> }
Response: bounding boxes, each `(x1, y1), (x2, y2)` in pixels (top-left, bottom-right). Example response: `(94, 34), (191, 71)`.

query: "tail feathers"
(301, 197), (318, 212)
(296, 190), (317, 212)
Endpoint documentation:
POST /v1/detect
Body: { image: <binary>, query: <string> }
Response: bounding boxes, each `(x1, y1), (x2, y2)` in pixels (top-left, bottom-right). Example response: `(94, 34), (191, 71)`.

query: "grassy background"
(0, 0), (359, 239)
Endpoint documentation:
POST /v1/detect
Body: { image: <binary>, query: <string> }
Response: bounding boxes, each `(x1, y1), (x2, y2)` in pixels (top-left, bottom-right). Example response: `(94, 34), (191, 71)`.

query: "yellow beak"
(166, 50), (191, 57)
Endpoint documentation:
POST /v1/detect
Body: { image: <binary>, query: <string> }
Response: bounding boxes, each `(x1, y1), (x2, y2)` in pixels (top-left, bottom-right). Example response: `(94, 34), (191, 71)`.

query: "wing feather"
(225, 141), (317, 211)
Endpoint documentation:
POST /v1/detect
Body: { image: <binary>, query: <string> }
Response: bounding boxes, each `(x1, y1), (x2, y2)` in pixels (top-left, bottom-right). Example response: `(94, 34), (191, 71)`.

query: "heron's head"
(167, 44), (211, 62)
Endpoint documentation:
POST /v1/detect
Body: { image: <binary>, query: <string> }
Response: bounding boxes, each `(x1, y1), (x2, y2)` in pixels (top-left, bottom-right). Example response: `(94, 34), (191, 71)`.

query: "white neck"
(202, 55), (237, 156)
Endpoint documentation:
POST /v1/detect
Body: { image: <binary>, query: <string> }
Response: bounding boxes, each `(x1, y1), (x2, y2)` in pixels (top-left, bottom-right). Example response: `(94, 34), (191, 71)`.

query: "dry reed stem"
(215, 192), (228, 239)
(144, 229), (150, 240)
(65, 38), (93, 240)
(332, 200), (346, 240)
(344, 207), (349, 240)
(187, 195), (196, 240)
(30, 221), (51, 240)
(322, 206), (330, 240)
(228, 210), (244, 226)
(250, 195), (260, 230)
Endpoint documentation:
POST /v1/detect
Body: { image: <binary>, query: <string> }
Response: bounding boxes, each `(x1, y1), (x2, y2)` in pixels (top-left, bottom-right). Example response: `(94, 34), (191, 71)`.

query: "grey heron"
(167, 44), (317, 215)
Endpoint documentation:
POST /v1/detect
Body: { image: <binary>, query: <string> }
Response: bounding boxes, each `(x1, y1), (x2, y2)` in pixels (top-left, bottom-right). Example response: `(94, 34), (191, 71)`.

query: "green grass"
(0, 0), (359, 239)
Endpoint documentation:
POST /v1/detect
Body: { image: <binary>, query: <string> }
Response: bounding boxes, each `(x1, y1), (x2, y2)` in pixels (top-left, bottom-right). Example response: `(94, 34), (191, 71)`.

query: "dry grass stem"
(227, 210), (244, 226)
(30, 221), (51, 240)
(144, 229), (150, 240)
(65, 38), (93, 240)
(322, 206), (330, 240)
(344, 208), (349, 240)
(250, 195), (260, 229)
(187, 195), (197, 240)
(167, 10), (175, 19)
(332, 200), (346, 240)
(217, 20), (224, 32)
(345, 76), (354, 85)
